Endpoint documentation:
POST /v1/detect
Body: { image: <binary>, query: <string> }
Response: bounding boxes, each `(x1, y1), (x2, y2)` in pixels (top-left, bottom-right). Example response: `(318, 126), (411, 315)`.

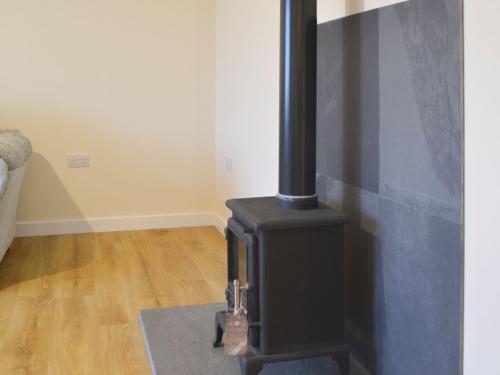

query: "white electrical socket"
(224, 156), (233, 173)
(67, 153), (90, 168)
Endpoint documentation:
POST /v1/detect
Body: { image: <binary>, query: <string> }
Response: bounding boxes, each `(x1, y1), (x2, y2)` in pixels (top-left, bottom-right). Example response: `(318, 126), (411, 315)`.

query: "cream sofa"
(0, 130), (32, 262)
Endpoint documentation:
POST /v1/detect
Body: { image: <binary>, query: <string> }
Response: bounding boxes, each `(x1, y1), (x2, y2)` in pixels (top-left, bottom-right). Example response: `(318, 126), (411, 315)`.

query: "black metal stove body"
(213, 198), (349, 374)
(212, 0), (350, 373)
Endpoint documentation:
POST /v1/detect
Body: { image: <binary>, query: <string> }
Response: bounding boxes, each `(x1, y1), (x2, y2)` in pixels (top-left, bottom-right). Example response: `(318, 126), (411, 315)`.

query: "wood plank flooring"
(0, 227), (227, 374)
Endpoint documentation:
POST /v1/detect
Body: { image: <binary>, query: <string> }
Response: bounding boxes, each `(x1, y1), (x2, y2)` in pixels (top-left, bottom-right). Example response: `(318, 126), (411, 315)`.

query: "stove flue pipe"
(277, 0), (318, 210)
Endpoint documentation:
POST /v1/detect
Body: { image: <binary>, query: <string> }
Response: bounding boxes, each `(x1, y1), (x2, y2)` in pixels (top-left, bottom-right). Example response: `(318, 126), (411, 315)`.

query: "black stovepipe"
(277, 0), (318, 210)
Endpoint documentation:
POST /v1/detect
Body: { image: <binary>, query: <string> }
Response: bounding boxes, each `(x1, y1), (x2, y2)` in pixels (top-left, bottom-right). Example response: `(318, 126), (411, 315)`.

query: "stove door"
(229, 231), (248, 287)
(226, 218), (259, 347)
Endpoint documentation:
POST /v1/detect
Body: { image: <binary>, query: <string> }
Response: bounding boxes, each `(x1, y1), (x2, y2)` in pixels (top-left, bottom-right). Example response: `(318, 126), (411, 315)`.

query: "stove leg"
(212, 313), (224, 348)
(239, 358), (264, 375)
(331, 352), (349, 375)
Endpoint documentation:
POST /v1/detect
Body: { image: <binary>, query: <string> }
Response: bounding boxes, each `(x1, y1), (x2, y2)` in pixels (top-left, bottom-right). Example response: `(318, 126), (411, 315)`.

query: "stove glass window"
(237, 238), (248, 285)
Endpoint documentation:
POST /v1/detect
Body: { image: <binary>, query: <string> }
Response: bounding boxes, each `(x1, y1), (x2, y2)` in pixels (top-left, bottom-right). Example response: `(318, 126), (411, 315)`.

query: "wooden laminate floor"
(0, 227), (227, 374)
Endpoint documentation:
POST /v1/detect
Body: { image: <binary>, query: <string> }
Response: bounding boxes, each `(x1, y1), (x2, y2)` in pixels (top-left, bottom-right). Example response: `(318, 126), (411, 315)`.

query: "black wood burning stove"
(213, 198), (349, 374)
(212, 1), (349, 374)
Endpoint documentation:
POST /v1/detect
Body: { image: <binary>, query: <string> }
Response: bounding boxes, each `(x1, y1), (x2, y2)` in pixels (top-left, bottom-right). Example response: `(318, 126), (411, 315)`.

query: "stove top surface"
(226, 196), (348, 231)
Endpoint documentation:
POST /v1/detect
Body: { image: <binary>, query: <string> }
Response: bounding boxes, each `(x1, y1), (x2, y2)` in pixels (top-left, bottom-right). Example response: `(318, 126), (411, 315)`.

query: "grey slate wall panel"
(317, 10), (380, 194)
(317, 0), (463, 374)
(377, 198), (461, 375)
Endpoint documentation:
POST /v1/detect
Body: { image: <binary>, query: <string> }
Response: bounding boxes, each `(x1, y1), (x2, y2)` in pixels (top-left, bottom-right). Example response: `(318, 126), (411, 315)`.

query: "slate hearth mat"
(139, 303), (369, 375)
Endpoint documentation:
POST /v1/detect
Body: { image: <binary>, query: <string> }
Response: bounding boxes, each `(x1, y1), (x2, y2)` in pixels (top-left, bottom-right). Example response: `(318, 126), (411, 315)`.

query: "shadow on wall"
(18, 152), (88, 225)
(0, 107), (107, 225)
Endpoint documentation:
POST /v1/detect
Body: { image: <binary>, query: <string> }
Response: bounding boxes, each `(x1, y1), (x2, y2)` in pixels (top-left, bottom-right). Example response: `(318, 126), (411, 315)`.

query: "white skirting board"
(16, 212), (227, 238)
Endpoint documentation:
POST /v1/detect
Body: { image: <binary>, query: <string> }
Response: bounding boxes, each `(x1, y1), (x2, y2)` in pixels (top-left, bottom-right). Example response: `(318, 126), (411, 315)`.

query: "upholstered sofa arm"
(0, 129), (32, 262)
(0, 129), (33, 171)
(0, 159), (7, 198)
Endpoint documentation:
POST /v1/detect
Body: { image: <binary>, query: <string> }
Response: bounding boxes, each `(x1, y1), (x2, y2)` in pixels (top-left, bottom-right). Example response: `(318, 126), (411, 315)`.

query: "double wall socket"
(67, 154), (90, 168)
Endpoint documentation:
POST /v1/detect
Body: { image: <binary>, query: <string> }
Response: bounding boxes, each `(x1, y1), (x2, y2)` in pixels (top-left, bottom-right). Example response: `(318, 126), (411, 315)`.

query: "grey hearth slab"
(139, 303), (369, 375)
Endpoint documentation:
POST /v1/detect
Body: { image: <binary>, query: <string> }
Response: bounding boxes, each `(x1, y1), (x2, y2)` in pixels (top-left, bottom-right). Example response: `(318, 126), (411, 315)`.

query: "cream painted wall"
(464, 0), (500, 373)
(214, 0), (280, 218)
(318, 0), (407, 23)
(0, 0), (215, 222)
(0, 0), (411, 226)
(214, 0), (407, 219)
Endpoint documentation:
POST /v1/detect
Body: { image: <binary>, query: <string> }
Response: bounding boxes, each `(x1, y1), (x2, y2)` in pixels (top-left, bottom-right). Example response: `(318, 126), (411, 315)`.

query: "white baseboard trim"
(212, 213), (227, 235)
(16, 212), (227, 238)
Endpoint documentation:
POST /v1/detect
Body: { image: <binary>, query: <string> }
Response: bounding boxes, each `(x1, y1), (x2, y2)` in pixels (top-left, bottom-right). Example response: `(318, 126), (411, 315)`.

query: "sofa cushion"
(0, 130), (32, 171)
(0, 159), (7, 197)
